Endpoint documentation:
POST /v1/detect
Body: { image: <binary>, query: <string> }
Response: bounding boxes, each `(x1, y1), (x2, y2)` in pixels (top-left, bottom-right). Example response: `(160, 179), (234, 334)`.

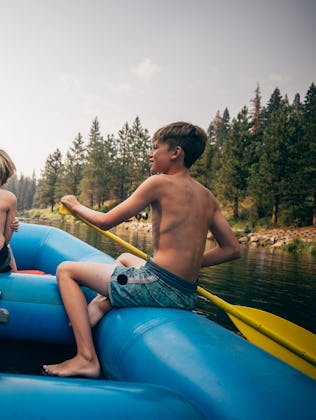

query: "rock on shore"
(238, 227), (316, 248)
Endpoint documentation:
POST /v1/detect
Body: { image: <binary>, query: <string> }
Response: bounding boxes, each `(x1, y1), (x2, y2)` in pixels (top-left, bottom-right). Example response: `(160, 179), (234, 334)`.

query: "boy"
(0, 149), (18, 273)
(43, 122), (241, 378)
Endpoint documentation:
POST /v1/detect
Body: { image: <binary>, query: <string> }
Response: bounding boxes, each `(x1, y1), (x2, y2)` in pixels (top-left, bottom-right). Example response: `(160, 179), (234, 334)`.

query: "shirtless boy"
(43, 121), (241, 378)
(0, 149), (18, 273)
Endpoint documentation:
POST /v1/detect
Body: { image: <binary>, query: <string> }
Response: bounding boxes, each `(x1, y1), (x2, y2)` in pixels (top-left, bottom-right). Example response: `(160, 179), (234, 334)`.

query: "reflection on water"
(198, 247), (316, 333)
(48, 219), (316, 333)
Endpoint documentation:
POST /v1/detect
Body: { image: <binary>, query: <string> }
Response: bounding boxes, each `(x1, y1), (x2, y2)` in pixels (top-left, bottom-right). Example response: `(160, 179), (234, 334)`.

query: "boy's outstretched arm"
(201, 207), (241, 268)
(61, 177), (159, 230)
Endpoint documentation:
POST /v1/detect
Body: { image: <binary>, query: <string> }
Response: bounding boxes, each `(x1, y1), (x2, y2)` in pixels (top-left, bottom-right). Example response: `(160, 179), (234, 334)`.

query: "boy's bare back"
(125, 170), (239, 283)
(148, 172), (215, 281)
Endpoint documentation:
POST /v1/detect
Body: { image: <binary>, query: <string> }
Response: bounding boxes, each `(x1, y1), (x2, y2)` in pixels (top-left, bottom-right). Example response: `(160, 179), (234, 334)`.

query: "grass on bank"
(281, 239), (316, 256)
(18, 208), (62, 221)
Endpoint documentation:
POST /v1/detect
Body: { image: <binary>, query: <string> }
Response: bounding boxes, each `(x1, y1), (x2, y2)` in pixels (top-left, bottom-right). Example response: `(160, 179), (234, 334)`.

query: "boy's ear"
(171, 146), (183, 160)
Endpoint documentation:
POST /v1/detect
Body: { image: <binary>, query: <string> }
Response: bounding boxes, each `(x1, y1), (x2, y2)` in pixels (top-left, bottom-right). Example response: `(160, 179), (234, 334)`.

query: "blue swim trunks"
(108, 258), (198, 310)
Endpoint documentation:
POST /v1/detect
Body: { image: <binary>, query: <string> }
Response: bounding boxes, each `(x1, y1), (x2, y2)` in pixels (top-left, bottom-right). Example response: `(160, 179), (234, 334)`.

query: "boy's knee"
(56, 261), (73, 279)
(116, 253), (132, 265)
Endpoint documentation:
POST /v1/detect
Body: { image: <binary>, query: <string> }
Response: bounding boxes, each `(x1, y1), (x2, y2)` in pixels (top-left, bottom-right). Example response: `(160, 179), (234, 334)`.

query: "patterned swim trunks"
(108, 258), (198, 310)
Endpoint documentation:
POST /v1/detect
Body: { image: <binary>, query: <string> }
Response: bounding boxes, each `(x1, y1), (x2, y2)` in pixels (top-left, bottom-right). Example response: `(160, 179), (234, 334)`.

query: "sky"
(0, 0), (315, 178)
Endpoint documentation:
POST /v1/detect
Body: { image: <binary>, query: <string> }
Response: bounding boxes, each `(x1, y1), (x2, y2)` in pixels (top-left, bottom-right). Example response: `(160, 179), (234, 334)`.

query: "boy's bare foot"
(42, 354), (100, 378)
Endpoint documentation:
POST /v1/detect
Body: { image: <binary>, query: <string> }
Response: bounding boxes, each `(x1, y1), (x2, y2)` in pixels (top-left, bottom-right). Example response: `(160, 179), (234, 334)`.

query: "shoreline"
(118, 221), (316, 249)
(238, 226), (316, 248)
(19, 213), (316, 252)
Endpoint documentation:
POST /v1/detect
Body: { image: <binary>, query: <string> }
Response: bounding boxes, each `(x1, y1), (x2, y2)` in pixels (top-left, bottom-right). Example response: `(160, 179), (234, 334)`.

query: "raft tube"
(0, 223), (315, 419)
(0, 374), (204, 419)
(1, 223), (114, 344)
(96, 307), (316, 419)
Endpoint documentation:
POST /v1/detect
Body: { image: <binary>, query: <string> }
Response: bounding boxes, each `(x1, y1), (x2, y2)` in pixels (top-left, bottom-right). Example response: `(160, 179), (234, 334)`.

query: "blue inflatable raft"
(0, 223), (315, 419)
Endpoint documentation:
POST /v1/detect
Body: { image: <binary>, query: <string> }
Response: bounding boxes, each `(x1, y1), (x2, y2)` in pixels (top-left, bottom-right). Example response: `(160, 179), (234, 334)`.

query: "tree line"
(6, 83), (316, 227)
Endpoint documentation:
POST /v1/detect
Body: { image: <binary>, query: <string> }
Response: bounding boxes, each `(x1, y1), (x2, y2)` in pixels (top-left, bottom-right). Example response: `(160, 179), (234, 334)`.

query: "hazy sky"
(1, 0), (315, 177)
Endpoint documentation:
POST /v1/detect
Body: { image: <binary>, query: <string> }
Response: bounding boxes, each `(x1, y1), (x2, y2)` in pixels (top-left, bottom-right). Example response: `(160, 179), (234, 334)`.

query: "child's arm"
(61, 176), (159, 230)
(201, 206), (241, 267)
(4, 192), (17, 243)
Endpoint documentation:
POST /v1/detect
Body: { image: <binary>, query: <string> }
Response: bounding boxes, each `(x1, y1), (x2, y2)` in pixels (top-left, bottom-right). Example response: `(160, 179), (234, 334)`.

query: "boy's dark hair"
(153, 122), (207, 168)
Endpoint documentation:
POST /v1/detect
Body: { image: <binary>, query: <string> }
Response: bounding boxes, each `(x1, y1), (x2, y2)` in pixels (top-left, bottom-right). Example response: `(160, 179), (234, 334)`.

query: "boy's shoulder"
(144, 173), (213, 199)
(144, 173), (190, 190)
(0, 189), (17, 203)
(142, 174), (169, 187)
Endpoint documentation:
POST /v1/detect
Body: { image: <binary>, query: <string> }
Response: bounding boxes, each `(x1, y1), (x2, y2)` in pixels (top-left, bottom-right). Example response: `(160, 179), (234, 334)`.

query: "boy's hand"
(11, 217), (19, 232)
(61, 195), (81, 213)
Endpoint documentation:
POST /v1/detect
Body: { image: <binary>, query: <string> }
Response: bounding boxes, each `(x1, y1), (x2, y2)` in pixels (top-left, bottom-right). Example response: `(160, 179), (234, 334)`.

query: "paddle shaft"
(59, 204), (316, 371)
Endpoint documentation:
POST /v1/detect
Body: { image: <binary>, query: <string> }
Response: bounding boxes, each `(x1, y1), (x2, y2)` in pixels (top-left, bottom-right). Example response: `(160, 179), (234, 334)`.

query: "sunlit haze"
(1, 0), (315, 177)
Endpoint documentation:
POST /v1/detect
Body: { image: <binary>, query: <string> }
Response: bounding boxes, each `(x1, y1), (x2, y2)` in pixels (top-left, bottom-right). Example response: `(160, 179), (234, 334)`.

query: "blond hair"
(0, 149), (16, 186)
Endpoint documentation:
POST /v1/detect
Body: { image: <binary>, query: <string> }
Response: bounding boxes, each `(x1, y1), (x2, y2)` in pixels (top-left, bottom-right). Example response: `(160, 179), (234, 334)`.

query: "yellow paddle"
(59, 204), (316, 380)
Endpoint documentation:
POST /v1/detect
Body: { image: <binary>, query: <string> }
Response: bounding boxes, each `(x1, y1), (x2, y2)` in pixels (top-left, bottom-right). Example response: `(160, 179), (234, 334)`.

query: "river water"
(48, 219), (316, 334)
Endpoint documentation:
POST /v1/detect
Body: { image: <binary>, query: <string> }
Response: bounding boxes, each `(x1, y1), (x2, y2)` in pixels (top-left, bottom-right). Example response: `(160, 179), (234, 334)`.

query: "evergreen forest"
(6, 83), (316, 227)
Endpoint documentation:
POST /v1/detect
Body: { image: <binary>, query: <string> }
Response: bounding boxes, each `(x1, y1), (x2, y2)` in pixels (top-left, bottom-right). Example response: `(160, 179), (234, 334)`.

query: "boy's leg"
(87, 295), (112, 327)
(116, 252), (145, 267)
(43, 261), (115, 378)
(8, 246), (17, 272)
(87, 253), (145, 326)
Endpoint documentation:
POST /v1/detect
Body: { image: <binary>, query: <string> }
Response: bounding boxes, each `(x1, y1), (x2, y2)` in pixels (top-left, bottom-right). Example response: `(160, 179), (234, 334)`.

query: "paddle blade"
(59, 204), (73, 216)
(229, 307), (316, 380)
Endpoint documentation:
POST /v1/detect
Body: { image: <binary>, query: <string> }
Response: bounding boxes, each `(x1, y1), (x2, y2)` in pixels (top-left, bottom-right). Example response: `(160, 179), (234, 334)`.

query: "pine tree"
(247, 83), (266, 218)
(130, 116), (151, 188)
(216, 106), (250, 218)
(25, 172), (36, 209)
(16, 175), (27, 210)
(98, 133), (117, 206)
(250, 82), (262, 134)
(302, 83), (316, 225)
(59, 133), (86, 197)
(5, 173), (36, 210)
(207, 108), (230, 148)
(205, 110), (231, 195)
(80, 118), (104, 207)
(248, 89), (292, 224)
(35, 149), (63, 211)
(280, 93), (306, 224)
(4, 174), (18, 196)
(115, 122), (133, 201)
(190, 137), (215, 189)
(249, 83), (264, 160)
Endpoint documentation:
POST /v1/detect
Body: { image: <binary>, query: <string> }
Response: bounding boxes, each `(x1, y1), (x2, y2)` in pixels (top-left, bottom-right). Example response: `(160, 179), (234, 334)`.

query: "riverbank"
(18, 209), (316, 255)
(238, 226), (316, 247)
(118, 221), (316, 254)
(118, 220), (316, 243)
